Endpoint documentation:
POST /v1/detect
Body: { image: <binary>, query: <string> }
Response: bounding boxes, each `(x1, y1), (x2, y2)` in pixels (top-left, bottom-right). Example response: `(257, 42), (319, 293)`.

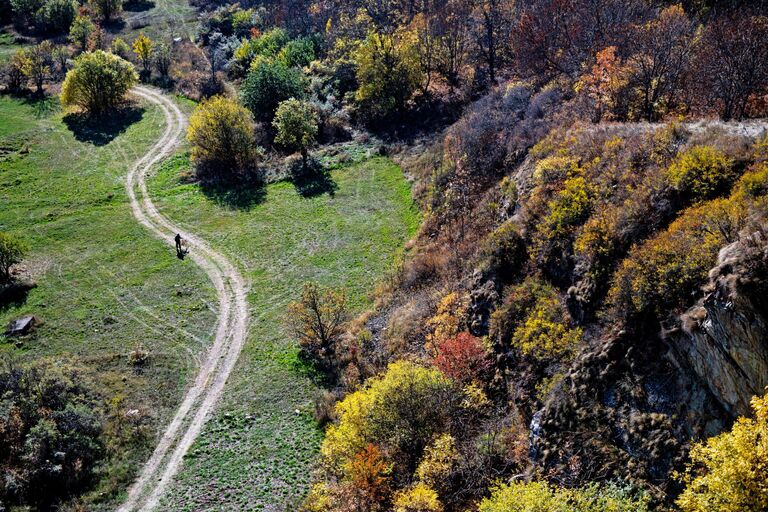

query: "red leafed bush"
(433, 332), (491, 384)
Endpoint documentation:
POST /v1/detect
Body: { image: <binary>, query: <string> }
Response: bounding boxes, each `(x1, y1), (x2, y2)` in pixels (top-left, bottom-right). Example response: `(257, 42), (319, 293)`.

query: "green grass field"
(147, 154), (420, 510)
(0, 94), (218, 507)
(1, 92), (419, 510)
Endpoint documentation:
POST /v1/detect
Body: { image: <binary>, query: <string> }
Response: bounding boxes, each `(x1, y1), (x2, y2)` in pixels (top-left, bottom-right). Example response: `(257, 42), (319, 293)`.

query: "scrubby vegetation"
(4, 0), (768, 508)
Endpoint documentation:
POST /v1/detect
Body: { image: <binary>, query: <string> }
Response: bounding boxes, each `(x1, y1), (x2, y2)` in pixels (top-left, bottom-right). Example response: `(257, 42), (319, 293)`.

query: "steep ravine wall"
(676, 226), (768, 418)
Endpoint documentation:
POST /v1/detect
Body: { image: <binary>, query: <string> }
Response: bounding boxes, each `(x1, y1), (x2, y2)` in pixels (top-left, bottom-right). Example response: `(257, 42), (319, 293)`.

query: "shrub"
(279, 37), (317, 68)
(0, 359), (104, 508)
(321, 361), (461, 476)
(186, 95), (261, 181)
(666, 145), (736, 202)
(273, 98), (318, 166)
(90, 0), (121, 22)
(231, 27), (289, 74)
(393, 483), (443, 512)
(677, 392), (768, 512)
(68, 14), (95, 51)
(425, 292), (467, 347)
(415, 433), (458, 491)
(286, 282), (349, 377)
(735, 163), (768, 198)
(433, 332), (491, 384)
(608, 197), (747, 320)
(345, 444), (391, 505)
(240, 57), (304, 121)
(3, 50), (26, 92)
(132, 32), (154, 77)
(479, 481), (650, 512)
(110, 36), (131, 59)
(0, 231), (27, 283)
(511, 293), (582, 361)
(61, 50), (137, 116)
(21, 41), (54, 95)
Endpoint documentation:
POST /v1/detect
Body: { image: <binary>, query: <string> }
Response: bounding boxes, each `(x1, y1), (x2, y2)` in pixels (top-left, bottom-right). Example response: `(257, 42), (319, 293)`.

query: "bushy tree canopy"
(187, 95), (261, 181)
(0, 231), (27, 283)
(240, 57), (304, 121)
(60, 50), (137, 116)
(273, 98), (318, 164)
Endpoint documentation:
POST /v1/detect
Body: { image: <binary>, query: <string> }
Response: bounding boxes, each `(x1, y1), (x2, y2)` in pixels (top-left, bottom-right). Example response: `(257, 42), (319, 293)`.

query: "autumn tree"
(4, 50), (27, 93)
(186, 95), (261, 181)
(286, 282), (348, 376)
(677, 391), (768, 512)
(0, 232), (27, 283)
(576, 46), (629, 121)
(433, 332), (491, 384)
(132, 33), (154, 78)
(627, 4), (695, 121)
(61, 50), (137, 116)
(273, 98), (318, 168)
(694, 12), (768, 120)
(21, 41), (54, 95)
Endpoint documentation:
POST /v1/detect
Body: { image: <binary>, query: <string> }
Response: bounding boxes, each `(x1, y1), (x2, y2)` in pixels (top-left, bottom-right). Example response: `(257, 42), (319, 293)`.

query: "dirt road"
(117, 86), (249, 511)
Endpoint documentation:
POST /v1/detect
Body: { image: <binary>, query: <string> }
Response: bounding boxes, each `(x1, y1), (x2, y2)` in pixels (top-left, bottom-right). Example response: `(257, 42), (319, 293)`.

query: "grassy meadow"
(1, 92), (419, 510)
(148, 154), (420, 510)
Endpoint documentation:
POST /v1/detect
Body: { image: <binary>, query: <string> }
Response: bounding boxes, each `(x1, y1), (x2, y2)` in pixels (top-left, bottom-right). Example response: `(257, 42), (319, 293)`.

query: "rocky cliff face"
(677, 224), (768, 417)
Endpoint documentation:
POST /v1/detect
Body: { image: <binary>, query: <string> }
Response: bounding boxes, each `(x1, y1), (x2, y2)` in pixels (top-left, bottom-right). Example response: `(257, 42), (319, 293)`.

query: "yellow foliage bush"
(511, 294), (582, 360)
(321, 361), (458, 474)
(666, 145), (736, 202)
(608, 196), (747, 319)
(415, 434), (457, 488)
(676, 392), (768, 512)
(479, 480), (650, 512)
(426, 292), (467, 350)
(393, 483), (443, 512)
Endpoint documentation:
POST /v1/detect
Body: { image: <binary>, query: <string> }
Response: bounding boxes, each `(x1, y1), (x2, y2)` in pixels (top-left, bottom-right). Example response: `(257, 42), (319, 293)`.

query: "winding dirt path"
(117, 86), (249, 511)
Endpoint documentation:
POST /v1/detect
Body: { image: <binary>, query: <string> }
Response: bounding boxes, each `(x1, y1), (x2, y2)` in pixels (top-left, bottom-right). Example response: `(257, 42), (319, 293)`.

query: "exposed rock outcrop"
(676, 225), (768, 417)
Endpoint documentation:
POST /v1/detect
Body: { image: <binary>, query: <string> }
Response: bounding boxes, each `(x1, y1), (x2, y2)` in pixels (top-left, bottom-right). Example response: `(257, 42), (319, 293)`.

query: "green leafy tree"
(60, 50), (137, 116)
(273, 98), (318, 167)
(21, 41), (54, 95)
(10, 0), (43, 27)
(90, 0), (122, 22)
(35, 0), (76, 34)
(240, 57), (304, 121)
(278, 37), (317, 68)
(68, 14), (95, 51)
(4, 49), (27, 92)
(186, 95), (261, 181)
(354, 29), (423, 124)
(0, 232), (27, 283)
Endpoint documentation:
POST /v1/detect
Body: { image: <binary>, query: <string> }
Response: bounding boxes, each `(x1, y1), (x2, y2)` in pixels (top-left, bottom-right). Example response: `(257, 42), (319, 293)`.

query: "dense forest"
(1, 0), (768, 510)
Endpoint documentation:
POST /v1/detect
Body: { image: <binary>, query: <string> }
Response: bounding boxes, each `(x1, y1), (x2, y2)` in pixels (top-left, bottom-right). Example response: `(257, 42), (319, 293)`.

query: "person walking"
(174, 233), (182, 256)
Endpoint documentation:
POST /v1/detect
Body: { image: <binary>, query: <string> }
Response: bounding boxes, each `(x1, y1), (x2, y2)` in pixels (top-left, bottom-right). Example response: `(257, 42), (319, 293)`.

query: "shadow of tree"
(290, 157), (337, 198)
(199, 172), (267, 211)
(63, 106), (145, 146)
(22, 95), (60, 118)
(124, 0), (155, 11)
(0, 282), (35, 313)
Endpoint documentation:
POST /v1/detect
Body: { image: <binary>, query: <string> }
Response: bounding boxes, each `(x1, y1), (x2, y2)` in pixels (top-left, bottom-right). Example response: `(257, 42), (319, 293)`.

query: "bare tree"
(694, 12), (768, 120)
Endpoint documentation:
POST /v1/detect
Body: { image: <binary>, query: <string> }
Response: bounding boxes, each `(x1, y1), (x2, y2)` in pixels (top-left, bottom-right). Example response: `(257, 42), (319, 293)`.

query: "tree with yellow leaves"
(132, 33), (154, 77)
(677, 391), (768, 512)
(186, 95), (260, 181)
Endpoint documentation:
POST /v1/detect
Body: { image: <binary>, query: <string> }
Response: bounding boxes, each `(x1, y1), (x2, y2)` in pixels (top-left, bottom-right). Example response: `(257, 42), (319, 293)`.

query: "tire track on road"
(118, 86), (249, 512)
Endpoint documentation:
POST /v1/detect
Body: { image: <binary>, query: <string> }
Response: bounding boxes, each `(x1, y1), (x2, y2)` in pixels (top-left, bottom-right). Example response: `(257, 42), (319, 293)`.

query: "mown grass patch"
(148, 154), (420, 510)
(0, 94), (217, 509)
